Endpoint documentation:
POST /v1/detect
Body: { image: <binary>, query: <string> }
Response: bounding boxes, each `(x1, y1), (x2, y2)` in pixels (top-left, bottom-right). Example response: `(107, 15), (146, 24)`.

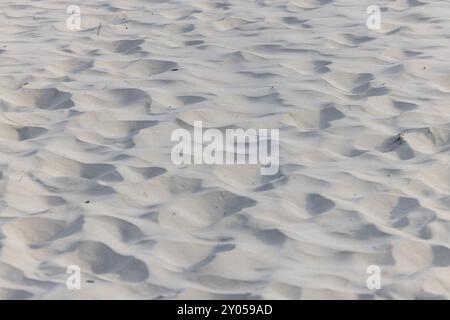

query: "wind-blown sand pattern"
(0, 0), (450, 299)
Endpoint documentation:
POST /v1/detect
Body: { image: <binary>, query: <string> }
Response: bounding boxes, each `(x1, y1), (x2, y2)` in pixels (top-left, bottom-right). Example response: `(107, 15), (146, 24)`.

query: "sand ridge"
(0, 0), (449, 299)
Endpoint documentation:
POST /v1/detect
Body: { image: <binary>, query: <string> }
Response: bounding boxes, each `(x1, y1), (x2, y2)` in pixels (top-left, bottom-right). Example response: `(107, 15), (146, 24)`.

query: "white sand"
(0, 0), (450, 299)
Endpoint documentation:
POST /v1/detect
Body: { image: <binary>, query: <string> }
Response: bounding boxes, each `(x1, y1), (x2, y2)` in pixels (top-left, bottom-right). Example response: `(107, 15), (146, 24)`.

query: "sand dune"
(0, 0), (450, 299)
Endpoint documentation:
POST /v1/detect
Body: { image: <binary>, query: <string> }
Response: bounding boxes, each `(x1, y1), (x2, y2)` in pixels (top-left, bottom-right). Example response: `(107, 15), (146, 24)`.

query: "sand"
(0, 0), (450, 299)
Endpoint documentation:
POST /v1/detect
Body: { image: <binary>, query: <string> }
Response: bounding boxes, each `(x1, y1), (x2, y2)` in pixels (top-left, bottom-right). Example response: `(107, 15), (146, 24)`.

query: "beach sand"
(0, 0), (449, 299)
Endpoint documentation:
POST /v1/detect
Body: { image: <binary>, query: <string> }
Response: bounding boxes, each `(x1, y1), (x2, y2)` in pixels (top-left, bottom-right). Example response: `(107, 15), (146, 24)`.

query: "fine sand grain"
(0, 0), (450, 299)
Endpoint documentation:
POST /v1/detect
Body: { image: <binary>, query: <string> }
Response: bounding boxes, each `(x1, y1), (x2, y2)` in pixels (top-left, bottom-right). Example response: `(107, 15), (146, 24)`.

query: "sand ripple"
(0, 0), (449, 299)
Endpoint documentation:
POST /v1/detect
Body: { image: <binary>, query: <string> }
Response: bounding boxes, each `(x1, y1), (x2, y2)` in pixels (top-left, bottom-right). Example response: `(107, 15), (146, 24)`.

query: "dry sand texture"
(0, 0), (450, 299)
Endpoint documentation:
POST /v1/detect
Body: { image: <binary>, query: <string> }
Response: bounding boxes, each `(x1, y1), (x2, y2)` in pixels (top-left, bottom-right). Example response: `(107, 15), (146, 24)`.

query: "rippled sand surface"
(0, 0), (450, 299)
